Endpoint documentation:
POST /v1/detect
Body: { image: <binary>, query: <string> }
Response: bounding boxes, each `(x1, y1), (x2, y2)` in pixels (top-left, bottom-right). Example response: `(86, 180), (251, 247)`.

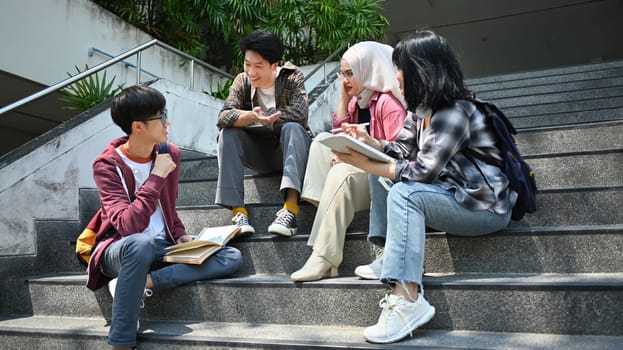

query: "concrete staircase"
(1, 60), (623, 349)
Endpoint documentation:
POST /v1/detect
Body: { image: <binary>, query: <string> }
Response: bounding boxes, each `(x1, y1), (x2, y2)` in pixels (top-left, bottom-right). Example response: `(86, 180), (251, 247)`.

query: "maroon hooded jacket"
(85, 136), (185, 290)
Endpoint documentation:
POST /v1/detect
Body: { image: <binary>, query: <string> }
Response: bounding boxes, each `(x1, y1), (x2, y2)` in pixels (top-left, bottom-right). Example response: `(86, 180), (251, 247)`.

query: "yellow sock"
(232, 207), (248, 217)
(284, 202), (298, 217)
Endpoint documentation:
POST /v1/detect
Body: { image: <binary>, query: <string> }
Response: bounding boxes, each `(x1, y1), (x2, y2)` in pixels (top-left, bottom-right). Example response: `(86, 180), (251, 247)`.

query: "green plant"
(207, 79), (233, 100)
(60, 65), (124, 111)
(93, 0), (389, 74)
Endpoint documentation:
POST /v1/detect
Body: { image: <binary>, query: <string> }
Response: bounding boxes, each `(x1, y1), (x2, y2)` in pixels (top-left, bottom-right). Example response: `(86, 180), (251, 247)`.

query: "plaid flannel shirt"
(217, 62), (309, 133)
(381, 100), (516, 214)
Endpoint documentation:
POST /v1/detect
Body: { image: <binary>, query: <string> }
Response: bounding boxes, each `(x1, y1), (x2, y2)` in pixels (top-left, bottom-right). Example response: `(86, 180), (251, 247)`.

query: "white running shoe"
(364, 293), (436, 344)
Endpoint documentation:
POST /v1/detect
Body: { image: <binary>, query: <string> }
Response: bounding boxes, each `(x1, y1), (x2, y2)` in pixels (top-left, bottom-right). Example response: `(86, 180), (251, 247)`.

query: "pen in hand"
(330, 122), (369, 133)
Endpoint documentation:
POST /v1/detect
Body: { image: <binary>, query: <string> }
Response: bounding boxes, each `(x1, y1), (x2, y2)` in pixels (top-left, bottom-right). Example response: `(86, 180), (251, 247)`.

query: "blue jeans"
(101, 234), (242, 347)
(369, 176), (511, 291)
(368, 175), (391, 247)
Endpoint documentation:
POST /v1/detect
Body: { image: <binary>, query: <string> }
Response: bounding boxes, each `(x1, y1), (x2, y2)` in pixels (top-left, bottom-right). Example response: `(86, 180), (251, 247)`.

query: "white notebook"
(318, 134), (395, 163)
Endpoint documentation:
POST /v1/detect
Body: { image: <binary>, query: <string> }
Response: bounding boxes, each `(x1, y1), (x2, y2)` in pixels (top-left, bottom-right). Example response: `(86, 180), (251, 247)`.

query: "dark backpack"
(465, 97), (537, 220)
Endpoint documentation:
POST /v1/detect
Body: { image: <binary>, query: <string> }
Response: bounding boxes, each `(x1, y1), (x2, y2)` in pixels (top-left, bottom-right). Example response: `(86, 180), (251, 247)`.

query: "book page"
(194, 224), (239, 245)
(318, 134), (395, 163)
(165, 225), (240, 252)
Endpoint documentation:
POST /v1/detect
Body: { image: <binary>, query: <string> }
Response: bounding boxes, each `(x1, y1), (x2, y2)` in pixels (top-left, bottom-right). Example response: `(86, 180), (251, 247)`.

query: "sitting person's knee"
(124, 234), (156, 263)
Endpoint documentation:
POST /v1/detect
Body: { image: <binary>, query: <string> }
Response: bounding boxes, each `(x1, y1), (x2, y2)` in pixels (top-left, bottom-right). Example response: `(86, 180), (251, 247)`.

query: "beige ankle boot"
(291, 251), (338, 282)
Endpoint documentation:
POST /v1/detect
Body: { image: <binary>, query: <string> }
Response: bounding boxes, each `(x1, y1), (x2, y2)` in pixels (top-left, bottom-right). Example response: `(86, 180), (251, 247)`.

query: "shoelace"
(140, 288), (153, 308)
(233, 213), (250, 226)
(373, 245), (384, 259)
(274, 209), (295, 226)
(378, 295), (415, 338)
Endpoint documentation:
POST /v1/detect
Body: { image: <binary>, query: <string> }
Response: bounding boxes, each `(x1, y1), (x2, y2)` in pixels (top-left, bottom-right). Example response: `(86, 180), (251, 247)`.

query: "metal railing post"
(190, 60), (195, 89)
(136, 51), (142, 84)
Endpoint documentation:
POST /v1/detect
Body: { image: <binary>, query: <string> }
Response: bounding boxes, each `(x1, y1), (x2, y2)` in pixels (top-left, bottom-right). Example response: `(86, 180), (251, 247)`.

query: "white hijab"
(342, 41), (405, 109)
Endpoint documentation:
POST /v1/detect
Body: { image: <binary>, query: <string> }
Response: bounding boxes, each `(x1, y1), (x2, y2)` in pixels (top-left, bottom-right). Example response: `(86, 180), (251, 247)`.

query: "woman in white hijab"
(292, 41), (407, 281)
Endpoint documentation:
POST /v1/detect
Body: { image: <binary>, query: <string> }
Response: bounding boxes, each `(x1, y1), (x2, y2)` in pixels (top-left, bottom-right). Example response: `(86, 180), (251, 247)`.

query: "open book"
(163, 225), (241, 264)
(318, 134), (395, 163)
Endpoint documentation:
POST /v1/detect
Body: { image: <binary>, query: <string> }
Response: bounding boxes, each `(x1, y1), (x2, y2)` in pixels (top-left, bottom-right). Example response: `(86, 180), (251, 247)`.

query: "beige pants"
(301, 132), (371, 267)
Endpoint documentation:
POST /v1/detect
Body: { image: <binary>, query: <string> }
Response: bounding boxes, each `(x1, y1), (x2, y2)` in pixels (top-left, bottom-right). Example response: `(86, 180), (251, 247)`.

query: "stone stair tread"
(30, 271), (623, 289)
(466, 59), (623, 86)
(2, 315), (622, 350)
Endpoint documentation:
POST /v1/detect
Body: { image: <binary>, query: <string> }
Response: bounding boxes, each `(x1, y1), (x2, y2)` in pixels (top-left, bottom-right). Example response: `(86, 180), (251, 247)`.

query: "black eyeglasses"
(142, 109), (168, 124)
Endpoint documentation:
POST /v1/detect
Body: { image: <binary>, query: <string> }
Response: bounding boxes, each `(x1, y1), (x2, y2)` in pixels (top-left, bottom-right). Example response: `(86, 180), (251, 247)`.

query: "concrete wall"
(381, 0), (623, 78)
(0, 0), (228, 93)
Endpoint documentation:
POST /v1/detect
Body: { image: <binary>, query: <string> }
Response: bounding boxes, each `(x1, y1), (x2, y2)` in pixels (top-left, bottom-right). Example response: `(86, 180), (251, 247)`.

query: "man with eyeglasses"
(85, 85), (243, 350)
(216, 30), (312, 237)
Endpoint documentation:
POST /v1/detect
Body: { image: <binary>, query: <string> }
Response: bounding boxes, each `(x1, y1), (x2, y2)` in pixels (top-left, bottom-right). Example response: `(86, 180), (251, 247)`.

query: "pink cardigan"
(332, 91), (406, 141)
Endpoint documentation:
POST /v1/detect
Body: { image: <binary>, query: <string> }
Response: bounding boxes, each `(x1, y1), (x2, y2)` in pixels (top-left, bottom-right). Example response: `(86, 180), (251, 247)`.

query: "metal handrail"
(302, 42), (350, 84)
(1, 38), (347, 116)
(0, 39), (234, 115)
(88, 47), (160, 80)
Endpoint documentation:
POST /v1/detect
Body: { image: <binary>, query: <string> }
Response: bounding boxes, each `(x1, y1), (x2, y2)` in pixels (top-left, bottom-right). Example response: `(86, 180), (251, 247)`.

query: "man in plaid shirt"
(216, 30), (311, 237)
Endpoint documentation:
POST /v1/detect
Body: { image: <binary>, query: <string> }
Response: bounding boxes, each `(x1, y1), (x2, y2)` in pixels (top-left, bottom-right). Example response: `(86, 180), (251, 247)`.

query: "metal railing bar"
(88, 47), (160, 79)
(136, 51), (142, 83)
(154, 40), (233, 79)
(303, 42), (349, 84)
(1, 39), (235, 116)
(0, 39), (160, 115)
(1, 37), (340, 116)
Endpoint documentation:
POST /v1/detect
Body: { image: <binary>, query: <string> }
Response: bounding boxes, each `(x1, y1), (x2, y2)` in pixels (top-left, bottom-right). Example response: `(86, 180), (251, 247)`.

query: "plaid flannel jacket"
(217, 62), (309, 133)
(381, 100), (516, 214)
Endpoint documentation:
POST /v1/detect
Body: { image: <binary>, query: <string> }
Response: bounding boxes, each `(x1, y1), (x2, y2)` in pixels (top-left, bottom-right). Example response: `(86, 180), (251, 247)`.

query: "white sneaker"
(363, 294), (436, 344)
(354, 247), (383, 279)
(108, 278), (151, 331)
(107, 277), (118, 298)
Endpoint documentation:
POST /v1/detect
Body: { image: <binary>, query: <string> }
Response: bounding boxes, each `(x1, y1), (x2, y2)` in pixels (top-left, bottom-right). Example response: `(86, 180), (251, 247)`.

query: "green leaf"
(59, 65), (125, 111)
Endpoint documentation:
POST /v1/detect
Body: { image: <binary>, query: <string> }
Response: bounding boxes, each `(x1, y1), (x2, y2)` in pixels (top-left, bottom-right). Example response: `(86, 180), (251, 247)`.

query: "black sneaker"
(232, 212), (255, 236)
(268, 209), (297, 236)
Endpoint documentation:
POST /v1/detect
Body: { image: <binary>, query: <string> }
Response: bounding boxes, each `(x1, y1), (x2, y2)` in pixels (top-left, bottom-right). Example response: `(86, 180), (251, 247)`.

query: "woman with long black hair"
(335, 30), (516, 344)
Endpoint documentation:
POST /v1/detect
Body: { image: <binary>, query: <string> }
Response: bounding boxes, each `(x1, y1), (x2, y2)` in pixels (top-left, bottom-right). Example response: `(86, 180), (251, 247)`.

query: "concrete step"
(2, 316), (622, 350)
(518, 187), (623, 227)
(178, 174), (282, 206)
(177, 120), (623, 183)
(528, 150), (623, 190)
(177, 149), (623, 206)
(63, 189), (623, 277)
(500, 96), (623, 127)
(179, 155), (255, 181)
(488, 84), (623, 110)
(189, 225), (623, 276)
(466, 59), (623, 86)
(26, 272), (623, 335)
(475, 74), (623, 100)
(179, 121), (623, 186)
(514, 120), (623, 154)
(176, 186), (623, 234)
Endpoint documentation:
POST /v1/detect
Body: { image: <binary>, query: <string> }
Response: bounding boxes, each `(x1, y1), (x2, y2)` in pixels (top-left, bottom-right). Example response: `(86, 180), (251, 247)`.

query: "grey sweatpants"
(215, 122), (311, 208)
